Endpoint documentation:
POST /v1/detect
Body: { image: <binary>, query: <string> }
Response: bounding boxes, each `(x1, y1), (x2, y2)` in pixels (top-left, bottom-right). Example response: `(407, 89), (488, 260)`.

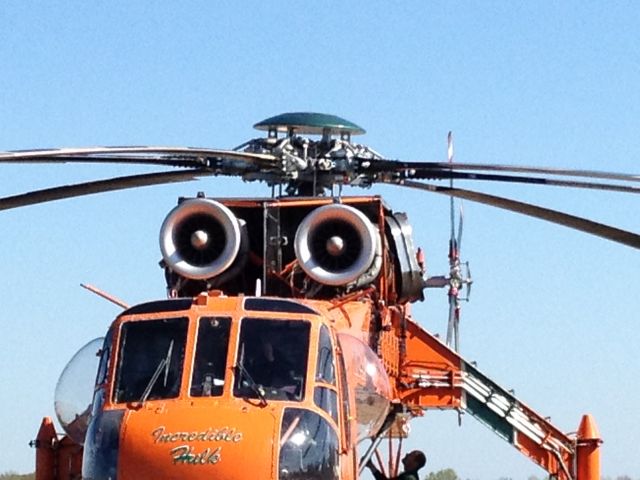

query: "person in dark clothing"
(366, 450), (426, 480)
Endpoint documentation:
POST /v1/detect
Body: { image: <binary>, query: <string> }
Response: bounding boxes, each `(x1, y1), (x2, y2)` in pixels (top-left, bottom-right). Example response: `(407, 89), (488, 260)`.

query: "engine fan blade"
(389, 179), (640, 250)
(0, 169), (214, 211)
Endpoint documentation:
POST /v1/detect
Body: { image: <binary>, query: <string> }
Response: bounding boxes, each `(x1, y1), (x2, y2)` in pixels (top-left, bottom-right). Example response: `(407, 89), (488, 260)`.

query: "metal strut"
(396, 318), (601, 480)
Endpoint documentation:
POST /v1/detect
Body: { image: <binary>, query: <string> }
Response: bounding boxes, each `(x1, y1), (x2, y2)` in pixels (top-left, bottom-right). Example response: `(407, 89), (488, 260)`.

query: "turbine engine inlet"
(294, 203), (381, 286)
(159, 198), (242, 280)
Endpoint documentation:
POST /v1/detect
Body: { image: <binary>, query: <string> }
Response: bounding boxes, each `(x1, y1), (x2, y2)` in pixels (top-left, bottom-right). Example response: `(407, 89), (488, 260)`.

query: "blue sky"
(0, 2), (639, 478)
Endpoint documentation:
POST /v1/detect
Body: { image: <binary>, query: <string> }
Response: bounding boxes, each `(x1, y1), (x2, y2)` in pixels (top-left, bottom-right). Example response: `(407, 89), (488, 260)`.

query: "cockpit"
(111, 301), (318, 406)
(86, 296), (345, 480)
(111, 316), (314, 407)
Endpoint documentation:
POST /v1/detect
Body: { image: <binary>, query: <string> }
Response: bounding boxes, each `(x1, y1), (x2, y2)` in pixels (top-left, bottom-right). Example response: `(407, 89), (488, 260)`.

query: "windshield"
(190, 317), (231, 397)
(113, 317), (188, 403)
(234, 318), (310, 401)
(279, 408), (339, 480)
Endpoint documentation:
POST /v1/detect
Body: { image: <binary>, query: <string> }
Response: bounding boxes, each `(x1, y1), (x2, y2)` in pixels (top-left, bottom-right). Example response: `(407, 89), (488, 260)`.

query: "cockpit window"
(95, 327), (114, 387)
(113, 317), (188, 403)
(234, 318), (310, 401)
(190, 317), (231, 397)
(315, 325), (335, 385)
(279, 408), (339, 480)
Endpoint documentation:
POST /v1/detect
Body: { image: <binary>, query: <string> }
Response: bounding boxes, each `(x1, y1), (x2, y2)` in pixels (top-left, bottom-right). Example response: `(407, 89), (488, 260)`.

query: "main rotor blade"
(0, 146), (278, 169)
(433, 170), (640, 194)
(367, 163), (640, 195)
(368, 159), (640, 183)
(441, 162), (640, 182)
(0, 169), (213, 211)
(391, 180), (640, 250)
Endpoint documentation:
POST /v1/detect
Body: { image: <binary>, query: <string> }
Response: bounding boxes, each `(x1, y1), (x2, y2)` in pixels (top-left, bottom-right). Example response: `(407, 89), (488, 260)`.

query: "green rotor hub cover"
(254, 112), (365, 136)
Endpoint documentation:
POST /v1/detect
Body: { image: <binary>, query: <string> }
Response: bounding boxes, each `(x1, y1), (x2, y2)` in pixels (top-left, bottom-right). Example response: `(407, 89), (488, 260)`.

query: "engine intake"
(294, 204), (380, 286)
(159, 198), (242, 280)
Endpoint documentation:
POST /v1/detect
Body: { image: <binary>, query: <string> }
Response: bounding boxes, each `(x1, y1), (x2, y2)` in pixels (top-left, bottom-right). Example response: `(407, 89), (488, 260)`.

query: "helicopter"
(2, 112), (639, 480)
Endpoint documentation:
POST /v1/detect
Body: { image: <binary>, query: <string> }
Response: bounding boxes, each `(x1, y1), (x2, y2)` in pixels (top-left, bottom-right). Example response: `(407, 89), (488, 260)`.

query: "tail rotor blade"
(448, 132), (455, 241)
(446, 297), (456, 347)
(445, 131), (465, 352)
(457, 203), (464, 255)
(453, 306), (460, 352)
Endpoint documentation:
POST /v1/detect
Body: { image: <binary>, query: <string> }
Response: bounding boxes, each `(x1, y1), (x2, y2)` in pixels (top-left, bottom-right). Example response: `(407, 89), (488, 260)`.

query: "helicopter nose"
(116, 403), (277, 480)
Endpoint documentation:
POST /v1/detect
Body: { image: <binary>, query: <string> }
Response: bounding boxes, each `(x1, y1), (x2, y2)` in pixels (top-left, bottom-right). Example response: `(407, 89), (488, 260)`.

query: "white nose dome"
(55, 337), (104, 445)
(337, 333), (392, 441)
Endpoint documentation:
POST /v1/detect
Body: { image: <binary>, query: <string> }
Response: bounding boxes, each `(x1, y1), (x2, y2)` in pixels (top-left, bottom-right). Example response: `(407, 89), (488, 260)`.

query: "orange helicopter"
(3, 112), (639, 480)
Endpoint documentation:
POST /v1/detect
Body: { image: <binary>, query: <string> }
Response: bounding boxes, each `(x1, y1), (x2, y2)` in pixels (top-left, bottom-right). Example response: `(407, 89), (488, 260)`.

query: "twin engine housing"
(159, 196), (423, 302)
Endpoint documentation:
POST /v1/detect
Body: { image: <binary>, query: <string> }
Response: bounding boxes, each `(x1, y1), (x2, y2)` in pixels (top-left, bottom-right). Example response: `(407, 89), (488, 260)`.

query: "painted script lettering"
(170, 445), (221, 465)
(151, 426), (243, 444)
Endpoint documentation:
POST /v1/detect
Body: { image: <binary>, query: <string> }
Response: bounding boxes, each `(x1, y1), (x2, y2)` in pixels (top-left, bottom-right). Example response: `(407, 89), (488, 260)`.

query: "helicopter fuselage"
(82, 293), (392, 480)
(34, 190), (601, 480)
